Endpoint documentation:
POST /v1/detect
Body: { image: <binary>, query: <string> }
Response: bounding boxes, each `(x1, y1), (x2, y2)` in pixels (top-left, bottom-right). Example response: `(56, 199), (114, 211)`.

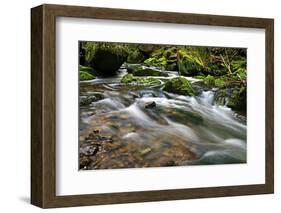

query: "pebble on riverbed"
(79, 129), (198, 170)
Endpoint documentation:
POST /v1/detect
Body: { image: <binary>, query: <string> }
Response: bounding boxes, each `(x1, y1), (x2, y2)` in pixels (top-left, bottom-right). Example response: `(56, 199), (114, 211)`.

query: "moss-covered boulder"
(126, 64), (142, 73)
(203, 75), (215, 87)
(203, 75), (228, 89)
(134, 68), (168, 77)
(126, 64), (168, 77)
(177, 49), (205, 76)
(144, 55), (178, 71)
(144, 57), (167, 68)
(121, 74), (161, 85)
(121, 73), (134, 83)
(90, 44), (128, 76)
(79, 71), (95, 81)
(163, 77), (195, 96)
(214, 89), (229, 106)
(227, 87), (246, 111)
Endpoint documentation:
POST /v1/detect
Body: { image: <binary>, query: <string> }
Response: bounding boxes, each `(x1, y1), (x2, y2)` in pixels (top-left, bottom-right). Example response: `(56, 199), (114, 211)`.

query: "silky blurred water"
(79, 69), (246, 166)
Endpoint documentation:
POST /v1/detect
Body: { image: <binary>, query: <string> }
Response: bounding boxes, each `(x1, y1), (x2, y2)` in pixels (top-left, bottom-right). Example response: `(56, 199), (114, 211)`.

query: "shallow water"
(79, 69), (246, 169)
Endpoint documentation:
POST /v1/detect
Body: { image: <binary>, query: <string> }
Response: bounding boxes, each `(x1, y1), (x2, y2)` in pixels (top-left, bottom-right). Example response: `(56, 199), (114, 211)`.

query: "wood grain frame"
(31, 4), (274, 208)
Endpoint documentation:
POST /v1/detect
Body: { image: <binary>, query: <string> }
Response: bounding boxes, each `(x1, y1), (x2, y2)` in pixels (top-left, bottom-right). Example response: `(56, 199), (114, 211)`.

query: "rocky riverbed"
(79, 67), (246, 170)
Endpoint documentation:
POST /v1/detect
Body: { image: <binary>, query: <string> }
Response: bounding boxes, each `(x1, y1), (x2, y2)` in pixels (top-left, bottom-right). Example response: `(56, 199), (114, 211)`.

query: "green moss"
(163, 47), (177, 59)
(163, 77), (195, 96)
(214, 89), (228, 106)
(166, 63), (177, 71)
(136, 78), (162, 85)
(121, 74), (161, 85)
(214, 78), (227, 88)
(127, 50), (145, 63)
(193, 75), (205, 79)
(126, 64), (142, 73)
(227, 86), (246, 111)
(89, 43), (129, 76)
(121, 73), (134, 83)
(177, 49), (208, 76)
(203, 75), (215, 87)
(144, 57), (168, 68)
(133, 68), (168, 77)
(79, 65), (93, 72)
(126, 64), (168, 76)
(202, 75), (228, 88)
(80, 71), (95, 81)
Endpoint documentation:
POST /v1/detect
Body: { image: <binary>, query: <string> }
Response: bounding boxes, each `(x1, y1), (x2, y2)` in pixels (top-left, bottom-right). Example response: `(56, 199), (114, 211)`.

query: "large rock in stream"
(121, 74), (161, 86)
(126, 64), (168, 77)
(227, 87), (247, 111)
(90, 44), (128, 76)
(163, 77), (196, 96)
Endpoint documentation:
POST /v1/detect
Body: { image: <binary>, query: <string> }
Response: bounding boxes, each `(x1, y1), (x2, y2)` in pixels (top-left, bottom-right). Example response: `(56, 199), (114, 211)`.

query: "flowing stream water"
(79, 68), (246, 169)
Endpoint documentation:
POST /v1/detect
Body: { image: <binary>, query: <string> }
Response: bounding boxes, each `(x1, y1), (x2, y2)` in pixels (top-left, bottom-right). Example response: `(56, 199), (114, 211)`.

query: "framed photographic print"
(31, 4), (274, 208)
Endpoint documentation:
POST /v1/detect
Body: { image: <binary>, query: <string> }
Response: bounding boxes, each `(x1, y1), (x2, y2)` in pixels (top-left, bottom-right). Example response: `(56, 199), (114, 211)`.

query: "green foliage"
(163, 47), (177, 59)
(232, 59), (247, 81)
(80, 41), (98, 64)
(163, 77), (195, 96)
(79, 71), (95, 81)
(121, 74), (161, 85)
(177, 48), (209, 76)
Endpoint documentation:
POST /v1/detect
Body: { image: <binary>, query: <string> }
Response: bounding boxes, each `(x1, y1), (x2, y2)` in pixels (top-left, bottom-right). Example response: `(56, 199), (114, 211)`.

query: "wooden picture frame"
(31, 4), (274, 208)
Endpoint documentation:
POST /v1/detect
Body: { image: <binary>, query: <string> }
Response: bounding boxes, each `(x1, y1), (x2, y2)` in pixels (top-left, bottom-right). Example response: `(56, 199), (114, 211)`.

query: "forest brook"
(79, 42), (247, 170)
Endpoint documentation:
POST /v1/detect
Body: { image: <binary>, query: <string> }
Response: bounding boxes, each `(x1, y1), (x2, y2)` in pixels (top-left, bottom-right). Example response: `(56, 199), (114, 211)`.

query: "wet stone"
(79, 156), (92, 169)
(80, 145), (99, 156)
(80, 93), (104, 106)
(145, 101), (156, 109)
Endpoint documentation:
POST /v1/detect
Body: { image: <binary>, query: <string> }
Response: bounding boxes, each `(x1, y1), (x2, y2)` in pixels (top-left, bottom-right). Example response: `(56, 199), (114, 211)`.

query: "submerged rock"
(163, 77), (195, 96)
